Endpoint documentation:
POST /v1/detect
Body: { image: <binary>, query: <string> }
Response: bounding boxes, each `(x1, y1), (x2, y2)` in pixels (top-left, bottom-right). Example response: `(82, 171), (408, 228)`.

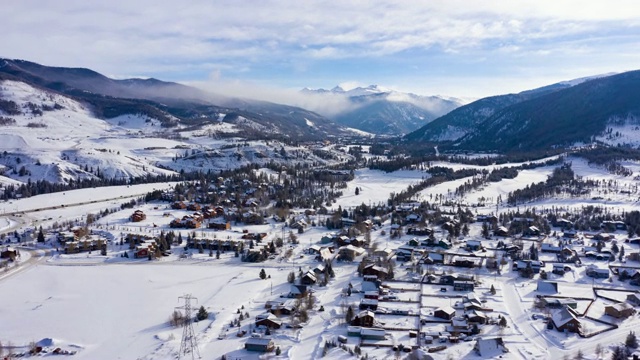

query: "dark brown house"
(350, 310), (375, 327)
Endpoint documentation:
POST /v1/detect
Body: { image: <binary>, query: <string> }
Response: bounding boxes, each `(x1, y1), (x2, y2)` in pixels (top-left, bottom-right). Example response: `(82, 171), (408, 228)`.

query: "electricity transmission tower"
(176, 294), (200, 359)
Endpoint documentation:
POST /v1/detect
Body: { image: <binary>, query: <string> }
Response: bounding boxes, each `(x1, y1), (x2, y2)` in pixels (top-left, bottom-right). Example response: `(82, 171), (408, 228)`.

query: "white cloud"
(1, 1), (639, 98)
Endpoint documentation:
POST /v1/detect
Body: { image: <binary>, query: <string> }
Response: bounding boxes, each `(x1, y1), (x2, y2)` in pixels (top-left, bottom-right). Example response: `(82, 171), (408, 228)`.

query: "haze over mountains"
(302, 85), (462, 135)
(1, 58), (639, 162)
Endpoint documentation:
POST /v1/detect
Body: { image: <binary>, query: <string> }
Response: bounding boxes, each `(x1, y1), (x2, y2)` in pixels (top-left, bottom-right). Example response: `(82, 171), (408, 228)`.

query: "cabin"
(525, 226), (541, 236)
(465, 240), (483, 251)
(586, 267), (610, 279)
(627, 293), (640, 306)
(255, 314), (282, 329)
(300, 271), (317, 285)
(434, 306), (456, 320)
(245, 337), (275, 352)
(288, 284), (309, 298)
(604, 303), (636, 319)
(362, 264), (389, 280)
(551, 306), (581, 333)
(338, 245), (366, 260)
(129, 210), (146, 222)
(208, 217), (230, 230)
(453, 281), (475, 292)
(542, 298), (577, 309)
(536, 280), (559, 294)
(350, 310), (375, 327)
(360, 328), (386, 340)
(359, 298), (378, 311)
(474, 337), (506, 357)
(466, 310), (487, 324)
(0, 247), (17, 261)
(494, 226), (509, 237)
(372, 248), (393, 260)
(541, 243), (562, 253)
(171, 201), (187, 210)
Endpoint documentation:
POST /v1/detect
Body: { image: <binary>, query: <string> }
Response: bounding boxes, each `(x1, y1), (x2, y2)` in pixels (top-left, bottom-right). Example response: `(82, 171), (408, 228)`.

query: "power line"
(176, 294), (200, 359)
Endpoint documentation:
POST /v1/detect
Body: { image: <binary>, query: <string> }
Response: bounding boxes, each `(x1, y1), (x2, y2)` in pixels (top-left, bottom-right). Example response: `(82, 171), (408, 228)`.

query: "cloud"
(1, 1), (639, 98)
(190, 74), (360, 117)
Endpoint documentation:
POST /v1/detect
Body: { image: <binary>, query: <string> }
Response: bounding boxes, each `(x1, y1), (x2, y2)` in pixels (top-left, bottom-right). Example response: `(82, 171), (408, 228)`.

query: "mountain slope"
(0, 58), (351, 141)
(405, 73), (619, 144)
(457, 70), (640, 151)
(303, 85), (461, 135)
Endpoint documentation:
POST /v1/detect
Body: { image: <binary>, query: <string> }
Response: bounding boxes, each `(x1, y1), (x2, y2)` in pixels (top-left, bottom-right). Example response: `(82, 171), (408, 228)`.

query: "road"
(0, 247), (52, 283)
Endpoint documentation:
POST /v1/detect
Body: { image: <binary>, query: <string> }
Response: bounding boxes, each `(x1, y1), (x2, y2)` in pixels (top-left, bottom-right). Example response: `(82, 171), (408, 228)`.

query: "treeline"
(506, 164), (597, 205)
(367, 148), (564, 173)
(389, 167), (480, 205)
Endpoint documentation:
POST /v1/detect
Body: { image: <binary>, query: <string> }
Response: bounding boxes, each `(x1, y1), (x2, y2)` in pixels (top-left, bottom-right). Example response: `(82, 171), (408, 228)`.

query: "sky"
(2, 0), (640, 101)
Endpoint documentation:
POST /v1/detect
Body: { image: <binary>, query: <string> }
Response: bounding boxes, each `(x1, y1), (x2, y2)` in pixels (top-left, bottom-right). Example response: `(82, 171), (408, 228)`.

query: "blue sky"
(2, 0), (640, 101)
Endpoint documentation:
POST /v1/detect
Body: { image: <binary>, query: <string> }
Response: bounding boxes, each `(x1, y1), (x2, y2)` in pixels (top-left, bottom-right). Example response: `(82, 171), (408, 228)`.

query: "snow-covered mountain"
(0, 58), (355, 142)
(406, 71), (640, 152)
(0, 79), (351, 185)
(301, 85), (463, 135)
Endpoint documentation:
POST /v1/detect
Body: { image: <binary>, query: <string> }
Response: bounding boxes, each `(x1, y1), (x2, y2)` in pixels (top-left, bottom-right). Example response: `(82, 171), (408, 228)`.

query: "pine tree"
(259, 268), (267, 280)
(196, 306), (208, 321)
(288, 271), (295, 283)
(345, 306), (354, 324)
(490, 284), (496, 295)
(499, 316), (507, 327)
(37, 226), (45, 243)
(626, 330), (638, 349)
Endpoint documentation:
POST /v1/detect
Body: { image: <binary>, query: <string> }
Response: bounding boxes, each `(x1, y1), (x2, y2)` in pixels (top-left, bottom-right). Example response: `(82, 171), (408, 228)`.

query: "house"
(338, 245), (366, 260)
(351, 310), (375, 327)
(269, 299), (298, 315)
(466, 310), (487, 324)
(525, 226), (541, 236)
(288, 284), (308, 298)
(465, 240), (483, 251)
(586, 267), (610, 279)
(452, 256), (482, 268)
(494, 226), (509, 237)
(514, 260), (543, 273)
(245, 337), (275, 352)
(434, 306), (456, 320)
(129, 210), (146, 222)
(364, 291), (379, 300)
(542, 298), (577, 309)
(551, 306), (581, 333)
(0, 247), (17, 261)
(536, 281), (559, 294)
(359, 298), (378, 311)
(463, 293), (484, 311)
(424, 252), (444, 264)
(474, 337), (506, 357)
(373, 248), (393, 260)
(556, 218), (574, 228)
(627, 293), (640, 306)
(362, 264), (389, 280)
(604, 303), (636, 319)
(541, 243), (562, 253)
(360, 328), (386, 340)
(255, 313), (282, 329)
(208, 217), (231, 230)
(453, 281), (475, 291)
(407, 227), (433, 236)
(171, 201), (186, 209)
(300, 271), (317, 285)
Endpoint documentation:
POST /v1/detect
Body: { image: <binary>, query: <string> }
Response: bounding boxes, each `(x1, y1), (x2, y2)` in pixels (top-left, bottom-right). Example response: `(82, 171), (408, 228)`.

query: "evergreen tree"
(196, 306), (208, 321)
(288, 271), (295, 283)
(345, 306), (354, 324)
(490, 284), (496, 295)
(259, 268), (267, 280)
(626, 331), (638, 349)
(499, 316), (507, 327)
(37, 226), (45, 243)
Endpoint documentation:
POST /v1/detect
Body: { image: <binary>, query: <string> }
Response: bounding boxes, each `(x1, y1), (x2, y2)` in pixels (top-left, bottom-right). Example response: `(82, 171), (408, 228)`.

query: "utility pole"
(176, 294), (200, 359)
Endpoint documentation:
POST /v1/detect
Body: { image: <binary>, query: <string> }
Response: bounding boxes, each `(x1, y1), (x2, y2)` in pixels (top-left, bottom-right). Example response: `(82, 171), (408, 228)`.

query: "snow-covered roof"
(551, 306), (578, 328)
